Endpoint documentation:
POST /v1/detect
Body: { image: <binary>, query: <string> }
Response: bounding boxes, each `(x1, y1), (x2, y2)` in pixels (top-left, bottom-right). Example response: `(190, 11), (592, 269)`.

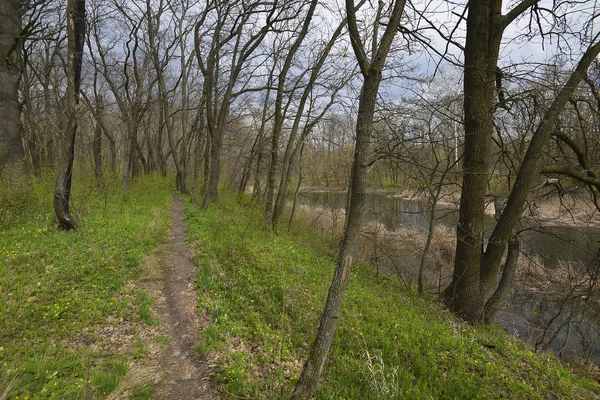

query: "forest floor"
(140, 196), (220, 399)
(184, 194), (600, 399)
(2, 176), (599, 399)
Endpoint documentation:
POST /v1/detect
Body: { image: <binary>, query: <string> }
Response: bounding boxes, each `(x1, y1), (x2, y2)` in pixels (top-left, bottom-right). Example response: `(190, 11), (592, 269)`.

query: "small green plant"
(132, 340), (149, 359)
(136, 290), (157, 325)
(155, 335), (172, 346)
(92, 359), (129, 396)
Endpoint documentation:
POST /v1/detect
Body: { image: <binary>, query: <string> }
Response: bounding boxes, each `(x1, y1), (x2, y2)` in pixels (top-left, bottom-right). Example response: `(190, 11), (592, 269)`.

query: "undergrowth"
(185, 193), (600, 399)
(0, 173), (171, 399)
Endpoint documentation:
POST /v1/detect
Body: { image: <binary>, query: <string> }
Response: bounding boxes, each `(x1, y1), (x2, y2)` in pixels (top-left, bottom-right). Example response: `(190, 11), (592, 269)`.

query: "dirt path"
(141, 196), (220, 399)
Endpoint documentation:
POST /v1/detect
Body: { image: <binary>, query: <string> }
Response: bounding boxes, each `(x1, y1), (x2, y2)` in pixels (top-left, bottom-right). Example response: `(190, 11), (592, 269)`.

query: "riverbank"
(298, 185), (600, 227)
(184, 193), (600, 398)
(289, 195), (600, 365)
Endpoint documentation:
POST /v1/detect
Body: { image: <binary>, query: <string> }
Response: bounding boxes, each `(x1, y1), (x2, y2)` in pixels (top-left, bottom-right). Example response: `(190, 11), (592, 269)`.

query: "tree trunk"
(202, 131), (222, 208)
(92, 94), (104, 181)
(418, 197), (438, 294)
(265, 0), (318, 226)
(122, 126), (132, 191)
(292, 1), (405, 397)
(54, 0), (85, 230)
(288, 141), (305, 231)
(444, 1), (600, 324)
(0, 0), (26, 171)
(21, 66), (42, 176)
(480, 39), (600, 295)
(443, 0), (502, 323)
(484, 237), (519, 324)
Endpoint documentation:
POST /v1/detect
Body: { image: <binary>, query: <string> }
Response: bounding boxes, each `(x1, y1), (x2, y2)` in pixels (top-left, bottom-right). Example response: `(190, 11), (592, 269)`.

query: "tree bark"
(484, 237), (519, 324)
(480, 39), (600, 295)
(0, 0), (26, 171)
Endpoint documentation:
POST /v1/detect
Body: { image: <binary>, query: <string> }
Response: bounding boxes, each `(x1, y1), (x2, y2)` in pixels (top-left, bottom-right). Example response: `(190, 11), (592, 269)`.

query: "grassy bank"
(185, 194), (600, 399)
(0, 174), (172, 399)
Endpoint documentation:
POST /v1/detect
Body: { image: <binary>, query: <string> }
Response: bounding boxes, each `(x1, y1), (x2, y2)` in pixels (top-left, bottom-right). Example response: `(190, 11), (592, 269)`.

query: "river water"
(297, 190), (600, 364)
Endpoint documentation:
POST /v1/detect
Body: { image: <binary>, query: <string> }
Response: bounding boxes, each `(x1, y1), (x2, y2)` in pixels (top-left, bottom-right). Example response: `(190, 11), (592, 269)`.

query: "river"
(297, 190), (600, 364)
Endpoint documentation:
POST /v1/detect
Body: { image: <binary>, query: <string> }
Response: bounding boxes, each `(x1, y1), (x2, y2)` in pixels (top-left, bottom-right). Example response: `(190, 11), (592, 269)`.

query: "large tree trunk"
(443, 0), (502, 323)
(444, 0), (600, 324)
(54, 0), (85, 230)
(0, 0), (26, 171)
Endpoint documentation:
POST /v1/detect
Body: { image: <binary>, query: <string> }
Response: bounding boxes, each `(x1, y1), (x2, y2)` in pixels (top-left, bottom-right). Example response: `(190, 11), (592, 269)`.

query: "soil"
(140, 196), (220, 399)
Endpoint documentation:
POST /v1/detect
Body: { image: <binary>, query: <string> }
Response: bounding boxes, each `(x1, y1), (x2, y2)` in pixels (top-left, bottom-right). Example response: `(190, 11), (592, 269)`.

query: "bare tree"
(292, 0), (406, 397)
(196, 0), (286, 209)
(270, 9), (360, 229)
(264, 0), (318, 226)
(442, 0), (600, 323)
(54, 0), (85, 229)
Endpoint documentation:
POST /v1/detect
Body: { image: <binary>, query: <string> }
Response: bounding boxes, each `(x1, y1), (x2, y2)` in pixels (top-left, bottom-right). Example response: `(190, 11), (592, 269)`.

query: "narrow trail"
(145, 196), (220, 399)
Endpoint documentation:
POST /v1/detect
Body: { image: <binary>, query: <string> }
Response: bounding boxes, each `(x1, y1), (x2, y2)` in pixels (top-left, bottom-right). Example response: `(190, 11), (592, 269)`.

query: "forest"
(2, 0), (600, 398)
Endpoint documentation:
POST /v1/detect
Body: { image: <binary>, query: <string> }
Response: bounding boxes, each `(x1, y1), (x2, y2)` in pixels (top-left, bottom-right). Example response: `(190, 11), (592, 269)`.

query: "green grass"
(185, 193), (600, 399)
(0, 173), (172, 399)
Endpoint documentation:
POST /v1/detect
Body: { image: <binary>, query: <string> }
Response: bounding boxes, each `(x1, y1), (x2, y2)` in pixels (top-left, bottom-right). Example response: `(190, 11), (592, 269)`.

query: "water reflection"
(298, 190), (600, 267)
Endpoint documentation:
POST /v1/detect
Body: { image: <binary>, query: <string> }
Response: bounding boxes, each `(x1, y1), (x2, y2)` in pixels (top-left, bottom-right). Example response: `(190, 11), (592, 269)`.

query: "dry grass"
(291, 204), (346, 238)
(525, 193), (600, 226)
(291, 202), (600, 298)
(0, 376), (18, 400)
(105, 365), (160, 400)
(516, 254), (594, 296)
(291, 204), (457, 290)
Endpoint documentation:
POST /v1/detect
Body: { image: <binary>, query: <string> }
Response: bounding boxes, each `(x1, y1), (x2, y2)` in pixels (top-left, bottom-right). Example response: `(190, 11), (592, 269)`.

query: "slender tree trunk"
(293, 76), (382, 399)
(192, 86), (207, 200)
(54, 0), (85, 230)
(0, 0), (26, 171)
(122, 126), (132, 191)
(238, 134), (259, 194)
(484, 237), (519, 324)
(288, 141), (306, 231)
(292, 1), (405, 396)
(21, 66), (42, 176)
(252, 70), (275, 200)
(265, 0), (318, 226)
(202, 132), (222, 208)
(480, 39), (600, 295)
(418, 197), (438, 294)
(92, 94), (104, 181)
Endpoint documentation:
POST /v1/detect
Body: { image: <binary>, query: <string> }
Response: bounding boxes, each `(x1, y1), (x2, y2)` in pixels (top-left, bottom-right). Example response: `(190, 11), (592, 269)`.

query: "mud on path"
(139, 196), (220, 399)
